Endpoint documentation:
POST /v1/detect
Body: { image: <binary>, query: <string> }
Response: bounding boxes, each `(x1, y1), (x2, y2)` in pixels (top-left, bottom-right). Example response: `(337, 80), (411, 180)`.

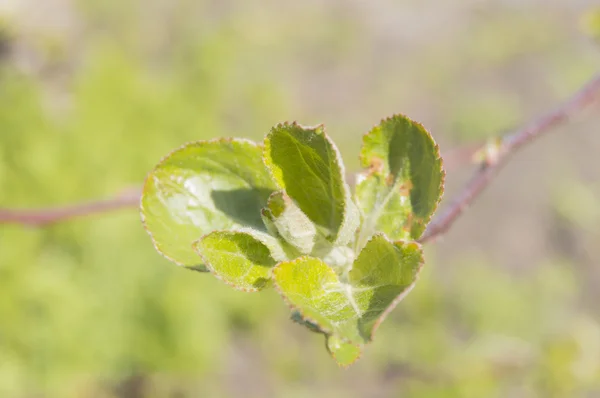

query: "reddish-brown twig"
(0, 146), (483, 227)
(2, 74), (598, 230)
(0, 187), (141, 226)
(419, 73), (600, 244)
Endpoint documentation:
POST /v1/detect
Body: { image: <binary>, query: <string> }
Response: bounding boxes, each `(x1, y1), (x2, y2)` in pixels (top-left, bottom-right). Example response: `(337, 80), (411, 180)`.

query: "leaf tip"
(326, 335), (363, 368)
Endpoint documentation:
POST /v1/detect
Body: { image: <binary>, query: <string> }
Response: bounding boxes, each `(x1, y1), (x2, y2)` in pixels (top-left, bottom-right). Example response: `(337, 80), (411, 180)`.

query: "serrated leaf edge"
(357, 114), (446, 238)
(272, 255), (338, 336)
(325, 336), (363, 368)
(192, 229), (279, 293)
(276, 258), (363, 367)
(263, 122), (357, 244)
(361, 234), (425, 341)
(272, 233), (425, 345)
(140, 137), (263, 268)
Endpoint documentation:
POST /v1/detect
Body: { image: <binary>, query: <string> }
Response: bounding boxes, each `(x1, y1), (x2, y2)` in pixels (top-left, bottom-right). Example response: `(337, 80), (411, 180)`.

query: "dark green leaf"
(264, 122), (359, 245)
(356, 115), (444, 247)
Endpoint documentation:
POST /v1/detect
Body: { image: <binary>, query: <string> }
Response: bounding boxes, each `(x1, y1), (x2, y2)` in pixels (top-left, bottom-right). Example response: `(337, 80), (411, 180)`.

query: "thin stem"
(0, 146), (481, 228)
(0, 187), (141, 226)
(419, 72), (600, 244)
(2, 74), (599, 231)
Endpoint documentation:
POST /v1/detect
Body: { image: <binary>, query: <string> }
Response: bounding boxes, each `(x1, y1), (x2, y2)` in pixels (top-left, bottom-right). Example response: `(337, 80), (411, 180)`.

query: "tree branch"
(419, 72), (600, 244)
(2, 73), (599, 231)
(0, 187), (141, 226)
(0, 142), (483, 228)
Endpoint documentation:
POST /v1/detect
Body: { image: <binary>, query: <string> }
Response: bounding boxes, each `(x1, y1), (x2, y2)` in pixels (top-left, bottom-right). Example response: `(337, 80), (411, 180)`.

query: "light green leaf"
(262, 191), (317, 254)
(356, 115), (444, 247)
(273, 234), (423, 346)
(237, 227), (289, 263)
(264, 122), (359, 245)
(291, 311), (362, 367)
(193, 230), (279, 292)
(326, 335), (362, 367)
(141, 139), (276, 270)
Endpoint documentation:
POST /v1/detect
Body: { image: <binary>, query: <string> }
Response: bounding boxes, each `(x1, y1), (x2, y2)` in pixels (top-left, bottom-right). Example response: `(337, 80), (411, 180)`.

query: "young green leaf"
(356, 115), (444, 247)
(291, 311), (362, 366)
(326, 335), (362, 367)
(264, 122), (359, 245)
(193, 230), (280, 292)
(261, 191), (317, 254)
(273, 234), (423, 348)
(141, 139), (276, 270)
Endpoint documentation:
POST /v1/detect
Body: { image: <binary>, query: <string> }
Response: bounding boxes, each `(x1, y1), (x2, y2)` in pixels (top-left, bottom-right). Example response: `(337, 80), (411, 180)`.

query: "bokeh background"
(1, 0), (600, 397)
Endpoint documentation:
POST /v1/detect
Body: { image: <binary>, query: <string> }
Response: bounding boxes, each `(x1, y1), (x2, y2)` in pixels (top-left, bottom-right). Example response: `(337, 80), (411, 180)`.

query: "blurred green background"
(1, 1), (600, 397)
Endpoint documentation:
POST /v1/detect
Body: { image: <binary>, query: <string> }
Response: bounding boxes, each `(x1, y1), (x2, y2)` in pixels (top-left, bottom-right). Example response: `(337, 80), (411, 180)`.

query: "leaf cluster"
(141, 115), (444, 365)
